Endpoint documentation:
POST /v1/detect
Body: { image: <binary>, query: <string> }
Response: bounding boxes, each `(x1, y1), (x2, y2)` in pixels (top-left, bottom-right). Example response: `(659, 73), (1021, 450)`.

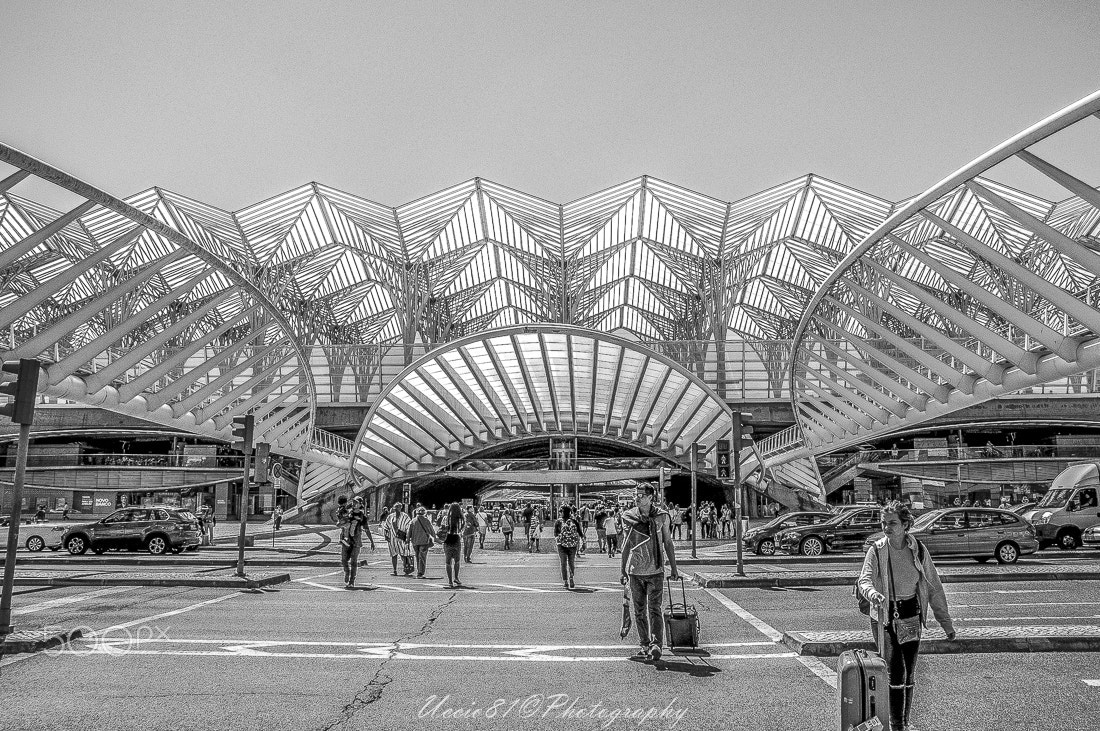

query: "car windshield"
(1037, 488), (1073, 509)
(911, 511), (943, 531)
(760, 514), (803, 530)
(177, 511), (197, 522)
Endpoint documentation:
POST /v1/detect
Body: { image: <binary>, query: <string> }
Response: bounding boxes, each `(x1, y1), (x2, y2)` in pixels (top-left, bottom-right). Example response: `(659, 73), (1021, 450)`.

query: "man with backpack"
(620, 484), (679, 661)
(408, 506), (438, 578)
(554, 505), (583, 588)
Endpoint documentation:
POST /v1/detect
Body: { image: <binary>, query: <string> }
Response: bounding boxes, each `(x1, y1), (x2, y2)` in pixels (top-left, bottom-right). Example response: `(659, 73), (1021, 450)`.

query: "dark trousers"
(606, 534), (619, 555)
(628, 573), (665, 648)
(502, 530), (513, 548)
(444, 540), (461, 583)
(463, 535), (475, 561)
(557, 545), (577, 582)
(872, 597), (921, 730)
(341, 542), (361, 583)
(414, 544), (430, 576)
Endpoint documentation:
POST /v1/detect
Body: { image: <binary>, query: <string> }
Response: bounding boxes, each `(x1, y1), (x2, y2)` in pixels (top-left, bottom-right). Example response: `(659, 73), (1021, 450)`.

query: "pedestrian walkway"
(783, 625), (1100, 656)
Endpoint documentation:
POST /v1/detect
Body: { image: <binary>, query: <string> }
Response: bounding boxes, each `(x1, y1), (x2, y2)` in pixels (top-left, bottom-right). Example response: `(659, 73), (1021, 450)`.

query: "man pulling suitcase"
(620, 485), (679, 662)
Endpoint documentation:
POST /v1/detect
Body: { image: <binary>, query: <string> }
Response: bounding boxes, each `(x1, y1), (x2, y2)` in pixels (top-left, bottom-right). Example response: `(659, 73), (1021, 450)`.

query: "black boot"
(889, 685), (905, 731)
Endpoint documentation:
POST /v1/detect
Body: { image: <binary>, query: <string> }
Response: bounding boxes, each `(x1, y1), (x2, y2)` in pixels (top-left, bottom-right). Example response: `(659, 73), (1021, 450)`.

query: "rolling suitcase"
(663, 576), (699, 650)
(837, 646), (889, 731)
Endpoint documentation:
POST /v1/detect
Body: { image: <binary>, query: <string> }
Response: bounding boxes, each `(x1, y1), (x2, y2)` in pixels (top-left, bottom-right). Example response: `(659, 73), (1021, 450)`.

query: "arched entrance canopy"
(786, 88), (1100, 457)
(350, 325), (734, 485)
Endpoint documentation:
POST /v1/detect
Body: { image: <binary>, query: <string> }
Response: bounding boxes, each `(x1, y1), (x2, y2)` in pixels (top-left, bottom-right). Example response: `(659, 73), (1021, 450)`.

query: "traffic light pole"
(734, 419), (745, 577)
(0, 421), (31, 634)
(235, 447), (252, 577)
(689, 446), (698, 559)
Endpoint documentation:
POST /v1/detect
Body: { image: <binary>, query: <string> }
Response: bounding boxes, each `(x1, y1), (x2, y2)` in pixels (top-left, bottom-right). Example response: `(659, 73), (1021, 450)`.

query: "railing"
(446, 457), (669, 472)
(755, 425), (804, 463)
(0, 452), (246, 469)
(310, 428), (355, 458)
(857, 444), (1100, 463)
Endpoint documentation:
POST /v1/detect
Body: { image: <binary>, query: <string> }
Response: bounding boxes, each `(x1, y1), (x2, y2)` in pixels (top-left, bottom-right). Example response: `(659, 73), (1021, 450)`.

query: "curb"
(694, 570), (1100, 588)
(0, 627), (84, 655)
(678, 549), (1093, 566)
(10, 557), (360, 569)
(783, 626), (1100, 656)
(13, 572), (291, 589)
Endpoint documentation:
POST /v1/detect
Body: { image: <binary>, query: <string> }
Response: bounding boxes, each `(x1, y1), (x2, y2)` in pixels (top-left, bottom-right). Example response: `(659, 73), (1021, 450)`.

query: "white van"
(1024, 462), (1100, 549)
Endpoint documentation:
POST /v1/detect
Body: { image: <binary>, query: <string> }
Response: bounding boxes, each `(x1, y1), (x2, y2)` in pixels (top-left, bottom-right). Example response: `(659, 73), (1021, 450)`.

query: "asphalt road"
(1, 544), (1098, 731)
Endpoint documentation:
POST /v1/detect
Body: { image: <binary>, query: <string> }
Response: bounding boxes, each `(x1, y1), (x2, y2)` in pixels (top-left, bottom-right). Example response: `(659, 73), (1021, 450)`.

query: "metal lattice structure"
(348, 325), (734, 490)
(0, 144), (328, 462)
(787, 89), (1100, 458)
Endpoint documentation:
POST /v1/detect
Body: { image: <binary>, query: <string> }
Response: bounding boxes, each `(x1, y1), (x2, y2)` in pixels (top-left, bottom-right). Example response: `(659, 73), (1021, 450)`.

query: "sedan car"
(18, 521), (67, 552)
(1082, 524), (1100, 549)
(743, 511), (833, 556)
(775, 507), (883, 556)
(61, 506), (202, 556)
(861, 507), (1038, 564)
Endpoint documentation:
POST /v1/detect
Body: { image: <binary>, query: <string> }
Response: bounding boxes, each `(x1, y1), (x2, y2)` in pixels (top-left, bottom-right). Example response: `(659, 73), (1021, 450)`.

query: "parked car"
(19, 521), (67, 552)
(1083, 524), (1100, 549)
(743, 511), (833, 556)
(1022, 462), (1100, 549)
(61, 506), (202, 556)
(775, 507), (882, 556)
(861, 507), (1038, 564)
(1009, 502), (1037, 516)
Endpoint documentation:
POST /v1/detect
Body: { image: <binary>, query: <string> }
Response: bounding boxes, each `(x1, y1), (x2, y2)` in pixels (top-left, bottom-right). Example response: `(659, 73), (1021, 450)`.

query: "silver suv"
(61, 506), (202, 556)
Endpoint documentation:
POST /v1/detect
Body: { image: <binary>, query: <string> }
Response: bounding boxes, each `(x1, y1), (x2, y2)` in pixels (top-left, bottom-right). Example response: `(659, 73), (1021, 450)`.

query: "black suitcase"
(663, 576), (699, 650)
(837, 647), (889, 731)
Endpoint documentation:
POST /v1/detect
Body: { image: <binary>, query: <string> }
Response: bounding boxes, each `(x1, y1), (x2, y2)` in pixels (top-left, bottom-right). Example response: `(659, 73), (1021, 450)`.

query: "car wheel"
(65, 535), (89, 555)
(799, 536), (825, 557)
(1057, 530), (1080, 550)
(146, 535), (169, 555)
(996, 541), (1019, 564)
(25, 536), (45, 552)
(757, 539), (776, 556)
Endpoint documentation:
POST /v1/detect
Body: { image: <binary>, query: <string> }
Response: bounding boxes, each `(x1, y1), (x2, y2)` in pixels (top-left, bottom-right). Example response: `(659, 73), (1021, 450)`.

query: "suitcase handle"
(666, 575), (688, 609)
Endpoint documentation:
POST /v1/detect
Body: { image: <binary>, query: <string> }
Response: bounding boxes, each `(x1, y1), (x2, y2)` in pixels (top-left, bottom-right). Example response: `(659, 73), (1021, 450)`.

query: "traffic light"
(659, 466), (669, 496)
(254, 442), (270, 482)
(0, 359), (40, 426)
(732, 411), (754, 460)
(230, 414), (254, 454)
(715, 438), (731, 479)
(402, 482), (411, 506)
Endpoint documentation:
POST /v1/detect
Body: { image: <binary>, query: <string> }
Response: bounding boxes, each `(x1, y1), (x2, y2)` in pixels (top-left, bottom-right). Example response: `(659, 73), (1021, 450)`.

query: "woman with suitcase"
(857, 501), (955, 731)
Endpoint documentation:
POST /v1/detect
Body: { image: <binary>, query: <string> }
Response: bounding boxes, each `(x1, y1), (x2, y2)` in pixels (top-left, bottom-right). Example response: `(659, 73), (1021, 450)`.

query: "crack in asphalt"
(316, 591), (457, 731)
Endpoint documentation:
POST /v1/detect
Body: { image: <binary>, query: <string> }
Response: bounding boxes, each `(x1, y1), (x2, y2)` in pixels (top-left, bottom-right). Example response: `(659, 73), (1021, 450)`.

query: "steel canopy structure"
(784, 89), (1100, 461)
(347, 325), (734, 491)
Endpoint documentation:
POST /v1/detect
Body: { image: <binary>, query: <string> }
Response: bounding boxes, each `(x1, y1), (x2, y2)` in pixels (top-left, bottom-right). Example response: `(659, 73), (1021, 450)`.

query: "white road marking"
(704, 587), (836, 688)
(296, 581), (343, 591)
(53, 636), (795, 662)
(91, 591), (241, 636)
(952, 602), (1100, 608)
(12, 586), (132, 615)
(1083, 679), (1100, 687)
(955, 616), (1100, 622)
(946, 589), (1064, 595)
(489, 583), (552, 593)
(703, 588), (783, 642)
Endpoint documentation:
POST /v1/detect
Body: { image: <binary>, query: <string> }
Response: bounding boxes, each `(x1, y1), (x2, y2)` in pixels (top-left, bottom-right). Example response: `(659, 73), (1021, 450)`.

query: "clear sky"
(2, 1), (1099, 211)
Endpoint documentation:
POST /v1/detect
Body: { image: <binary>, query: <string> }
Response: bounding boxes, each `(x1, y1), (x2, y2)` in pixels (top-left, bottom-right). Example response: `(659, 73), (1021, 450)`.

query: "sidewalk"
(783, 625), (1100, 656)
(11, 568), (289, 589)
(693, 563), (1100, 588)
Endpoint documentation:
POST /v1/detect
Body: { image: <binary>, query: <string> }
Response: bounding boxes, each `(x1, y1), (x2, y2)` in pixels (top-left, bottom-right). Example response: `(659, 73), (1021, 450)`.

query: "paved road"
(1, 546), (1099, 731)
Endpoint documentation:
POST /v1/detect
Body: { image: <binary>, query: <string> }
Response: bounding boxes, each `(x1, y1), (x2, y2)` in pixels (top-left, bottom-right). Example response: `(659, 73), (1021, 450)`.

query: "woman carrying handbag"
(858, 501), (955, 731)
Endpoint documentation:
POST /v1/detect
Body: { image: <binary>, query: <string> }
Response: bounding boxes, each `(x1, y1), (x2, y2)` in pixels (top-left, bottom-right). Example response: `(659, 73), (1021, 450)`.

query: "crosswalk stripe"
(13, 586), (132, 615)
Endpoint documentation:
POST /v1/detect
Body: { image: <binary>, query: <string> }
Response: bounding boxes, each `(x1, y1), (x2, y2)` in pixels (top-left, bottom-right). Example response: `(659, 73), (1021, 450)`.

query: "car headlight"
(1034, 511), (1054, 524)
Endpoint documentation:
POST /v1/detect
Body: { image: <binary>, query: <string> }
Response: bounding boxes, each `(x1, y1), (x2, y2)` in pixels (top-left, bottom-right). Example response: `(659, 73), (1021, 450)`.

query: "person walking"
(528, 505), (544, 552)
(670, 504), (683, 540)
(858, 500), (955, 731)
(273, 506), (283, 531)
(462, 505), (479, 562)
(500, 510), (515, 549)
(476, 505), (489, 549)
(720, 504), (732, 539)
(439, 503), (464, 588)
(594, 504), (608, 553)
(383, 502), (414, 576)
(554, 505), (583, 589)
(620, 485), (679, 662)
(603, 509), (620, 558)
(408, 506), (438, 578)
